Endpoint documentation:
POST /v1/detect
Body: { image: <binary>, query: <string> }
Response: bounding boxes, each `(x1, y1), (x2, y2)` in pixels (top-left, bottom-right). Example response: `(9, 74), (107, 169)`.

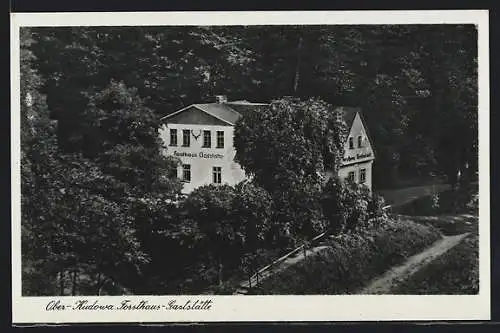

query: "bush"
(252, 219), (441, 294)
(179, 182), (275, 287)
(368, 193), (388, 219)
(232, 181), (273, 251)
(321, 178), (387, 233)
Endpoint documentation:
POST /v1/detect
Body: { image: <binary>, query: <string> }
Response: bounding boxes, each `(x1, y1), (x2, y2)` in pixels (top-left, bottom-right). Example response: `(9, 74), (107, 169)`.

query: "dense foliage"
(321, 178), (388, 233)
(21, 29), (181, 295)
(28, 25), (478, 189)
(180, 182), (273, 287)
(252, 220), (441, 295)
(234, 97), (346, 240)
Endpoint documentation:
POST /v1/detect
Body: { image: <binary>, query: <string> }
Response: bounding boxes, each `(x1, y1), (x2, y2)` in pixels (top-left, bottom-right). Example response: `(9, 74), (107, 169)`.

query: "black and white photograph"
(11, 10), (489, 323)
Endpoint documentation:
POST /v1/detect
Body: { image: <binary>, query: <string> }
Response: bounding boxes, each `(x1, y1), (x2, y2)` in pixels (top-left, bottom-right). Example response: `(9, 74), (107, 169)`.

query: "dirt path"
(357, 232), (469, 294)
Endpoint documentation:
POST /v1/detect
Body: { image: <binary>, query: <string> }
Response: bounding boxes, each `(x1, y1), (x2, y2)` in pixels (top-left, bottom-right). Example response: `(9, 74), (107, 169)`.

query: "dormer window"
(349, 137), (354, 150)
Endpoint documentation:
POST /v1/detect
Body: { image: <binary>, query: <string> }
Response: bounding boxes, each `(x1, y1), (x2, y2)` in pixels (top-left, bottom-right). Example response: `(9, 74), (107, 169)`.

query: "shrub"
(232, 181), (273, 251)
(368, 193), (388, 219)
(253, 219), (441, 294)
(321, 178), (386, 233)
(180, 182), (276, 287)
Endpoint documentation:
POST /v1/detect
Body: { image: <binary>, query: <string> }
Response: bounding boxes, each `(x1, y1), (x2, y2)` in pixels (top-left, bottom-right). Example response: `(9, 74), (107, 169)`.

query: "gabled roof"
(335, 106), (376, 159)
(334, 106), (361, 129)
(160, 101), (269, 125)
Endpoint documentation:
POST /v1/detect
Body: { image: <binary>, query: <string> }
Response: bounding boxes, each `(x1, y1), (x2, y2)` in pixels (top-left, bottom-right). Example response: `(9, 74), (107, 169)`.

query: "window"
(216, 131), (224, 148)
(358, 135), (363, 148)
(182, 130), (190, 147)
(359, 168), (366, 184)
(203, 130), (211, 148)
(349, 137), (354, 149)
(347, 171), (355, 183)
(213, 166), (222, 184)
(169, 129), (177, 146)
(182, 164), (191, 182)
(171, 167), (178, 179)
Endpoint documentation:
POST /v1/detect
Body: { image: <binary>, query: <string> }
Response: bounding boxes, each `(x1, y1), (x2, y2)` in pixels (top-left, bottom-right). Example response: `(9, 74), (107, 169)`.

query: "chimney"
(215, 95), (228, 104)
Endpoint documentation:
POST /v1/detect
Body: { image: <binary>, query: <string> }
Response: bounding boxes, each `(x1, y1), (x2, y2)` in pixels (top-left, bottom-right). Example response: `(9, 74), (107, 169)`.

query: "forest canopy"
(27, 24), (478, 187)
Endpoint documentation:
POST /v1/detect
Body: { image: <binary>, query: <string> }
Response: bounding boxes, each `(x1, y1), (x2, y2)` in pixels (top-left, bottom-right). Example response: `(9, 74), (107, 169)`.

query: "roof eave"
(160, 104), (236, 126)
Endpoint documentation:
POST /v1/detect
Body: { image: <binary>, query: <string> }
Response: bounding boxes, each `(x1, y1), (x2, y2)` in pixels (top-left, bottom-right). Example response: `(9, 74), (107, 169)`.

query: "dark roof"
(161, 101), (269, 125)
(225, 101), (269, 119)
(194, 103), (243, 125)
(163, 102), (364, 132)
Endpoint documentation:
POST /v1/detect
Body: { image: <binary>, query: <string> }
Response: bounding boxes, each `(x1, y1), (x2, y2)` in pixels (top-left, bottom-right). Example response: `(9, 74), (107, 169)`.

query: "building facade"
(159, 98), (375, 194)
(335, 107), (376, 192)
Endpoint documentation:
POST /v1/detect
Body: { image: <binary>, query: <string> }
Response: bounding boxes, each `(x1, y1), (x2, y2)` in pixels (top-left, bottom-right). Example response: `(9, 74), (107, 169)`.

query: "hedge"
(251, 219), (442, 294)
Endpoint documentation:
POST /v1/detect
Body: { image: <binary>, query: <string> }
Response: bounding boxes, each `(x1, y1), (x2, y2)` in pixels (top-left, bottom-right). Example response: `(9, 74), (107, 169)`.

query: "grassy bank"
(392, 183), (478, 216)
(251, 219), (442, 294)
(392, 234), (479, 294)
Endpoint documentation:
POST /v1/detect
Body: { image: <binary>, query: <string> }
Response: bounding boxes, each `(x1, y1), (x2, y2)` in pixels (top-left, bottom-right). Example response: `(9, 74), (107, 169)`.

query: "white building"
(332, 106), (376, 192)
(159, 97), (375, 194)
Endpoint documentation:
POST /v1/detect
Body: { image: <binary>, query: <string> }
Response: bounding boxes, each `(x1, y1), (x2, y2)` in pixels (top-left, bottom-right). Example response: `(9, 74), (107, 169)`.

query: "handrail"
(241, 231), (327, 290)
(239, 210), (393, 293)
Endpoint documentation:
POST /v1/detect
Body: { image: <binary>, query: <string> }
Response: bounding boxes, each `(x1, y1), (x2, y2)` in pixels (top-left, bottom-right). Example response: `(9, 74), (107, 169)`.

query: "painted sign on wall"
(173, 151), (224, 159)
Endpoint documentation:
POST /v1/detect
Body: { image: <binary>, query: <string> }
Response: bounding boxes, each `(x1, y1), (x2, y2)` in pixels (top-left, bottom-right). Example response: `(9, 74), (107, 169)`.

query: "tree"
(126, 193), (206, 294)
(30, 25), (478, 189)
(234, 97), (346, 238)
(82, 79), (182, 194)
(20, 27), (61, 295)
(21, 29), (181, 294)
(182, 185), (241, 285)
(235, 97), (346, 192)
(23, 134), (150, 295)
(321, 178), (374, 234)
(320, 177), (346, 233)
(232, 181), (273, 252)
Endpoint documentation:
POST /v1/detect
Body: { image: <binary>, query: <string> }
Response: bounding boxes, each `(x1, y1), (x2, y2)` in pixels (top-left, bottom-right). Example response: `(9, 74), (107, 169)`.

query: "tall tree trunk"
(96, 272), (102, 295)
(97, 279), (108, 296)
(303, 244), (307, 262)
(293, 35), (303, 94)
(59, 271), (65, 296)
(71, 270), (77, 296)
(218, 257), (223, 286)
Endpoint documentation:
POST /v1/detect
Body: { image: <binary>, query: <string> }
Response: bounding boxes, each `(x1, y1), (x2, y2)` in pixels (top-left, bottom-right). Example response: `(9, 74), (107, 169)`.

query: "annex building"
(159, 96), (375, 194)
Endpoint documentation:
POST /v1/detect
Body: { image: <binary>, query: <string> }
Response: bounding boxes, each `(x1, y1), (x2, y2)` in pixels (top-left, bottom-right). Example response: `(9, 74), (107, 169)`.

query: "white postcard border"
(10, 10), (490, 323)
